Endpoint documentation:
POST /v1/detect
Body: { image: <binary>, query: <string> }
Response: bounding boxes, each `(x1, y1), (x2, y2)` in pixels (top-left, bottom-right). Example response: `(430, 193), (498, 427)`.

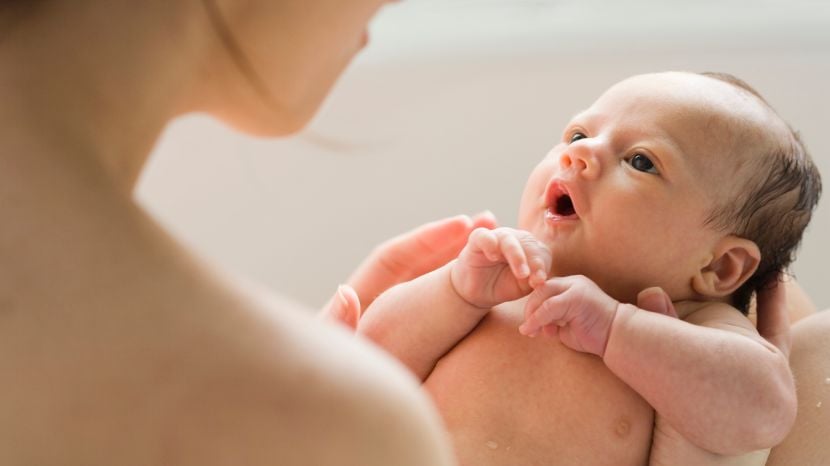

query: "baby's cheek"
(517, 170), (550, 226)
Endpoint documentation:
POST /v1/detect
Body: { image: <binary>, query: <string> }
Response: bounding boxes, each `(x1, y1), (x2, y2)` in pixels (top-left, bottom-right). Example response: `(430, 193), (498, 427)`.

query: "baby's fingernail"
(520, 264), (530, 277)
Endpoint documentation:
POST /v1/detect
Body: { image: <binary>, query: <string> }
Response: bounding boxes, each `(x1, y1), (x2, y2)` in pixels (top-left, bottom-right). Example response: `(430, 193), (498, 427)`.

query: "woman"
(0, 0), (462, 464)
(0, 1), (825, 464)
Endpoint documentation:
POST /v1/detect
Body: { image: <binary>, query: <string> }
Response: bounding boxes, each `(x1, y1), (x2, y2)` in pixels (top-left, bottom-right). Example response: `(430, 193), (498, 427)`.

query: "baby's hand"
(519, 275), (619, 357)
(451, 227), (551, 309)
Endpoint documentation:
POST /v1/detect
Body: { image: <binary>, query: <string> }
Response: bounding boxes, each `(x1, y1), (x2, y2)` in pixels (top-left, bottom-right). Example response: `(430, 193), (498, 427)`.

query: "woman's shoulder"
(160, 274), (455, 465)
(0, 216), (452, 465)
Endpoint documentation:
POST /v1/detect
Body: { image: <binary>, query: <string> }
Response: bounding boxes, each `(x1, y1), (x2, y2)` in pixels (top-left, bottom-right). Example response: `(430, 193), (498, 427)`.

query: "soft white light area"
(138, 0), (830, 310)
(365, 0), (829, 59)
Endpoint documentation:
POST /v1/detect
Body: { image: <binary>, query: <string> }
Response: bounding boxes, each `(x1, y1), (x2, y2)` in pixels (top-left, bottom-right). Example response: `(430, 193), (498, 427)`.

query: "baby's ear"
(692, 236), (760, 298)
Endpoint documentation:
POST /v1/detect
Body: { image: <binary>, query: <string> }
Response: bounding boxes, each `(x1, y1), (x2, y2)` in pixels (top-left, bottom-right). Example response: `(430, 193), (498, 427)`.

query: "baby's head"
(518, 71), (821, 311)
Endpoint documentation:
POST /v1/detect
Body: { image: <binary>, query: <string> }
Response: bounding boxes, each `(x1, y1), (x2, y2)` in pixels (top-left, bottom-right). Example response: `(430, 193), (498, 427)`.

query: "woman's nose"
(558, 143), (600, 179)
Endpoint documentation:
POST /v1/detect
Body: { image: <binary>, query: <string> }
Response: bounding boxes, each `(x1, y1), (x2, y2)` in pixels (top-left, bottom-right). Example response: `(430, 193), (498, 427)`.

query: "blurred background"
(137, 0), (830, 311)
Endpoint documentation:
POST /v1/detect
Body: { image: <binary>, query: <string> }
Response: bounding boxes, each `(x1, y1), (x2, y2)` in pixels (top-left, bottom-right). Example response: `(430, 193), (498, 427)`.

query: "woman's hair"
(0, 1), (43, 41)
(700, 72), (822, 313)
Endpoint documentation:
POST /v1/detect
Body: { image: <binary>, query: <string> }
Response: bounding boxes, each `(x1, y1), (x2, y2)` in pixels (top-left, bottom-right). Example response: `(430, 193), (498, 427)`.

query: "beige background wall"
(137, 0), (830, 310)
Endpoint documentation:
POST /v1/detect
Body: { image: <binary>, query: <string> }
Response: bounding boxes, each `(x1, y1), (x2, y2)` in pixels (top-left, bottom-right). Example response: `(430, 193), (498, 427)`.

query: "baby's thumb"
(319, 284), (362, 330)
(636, 287), (678, 319)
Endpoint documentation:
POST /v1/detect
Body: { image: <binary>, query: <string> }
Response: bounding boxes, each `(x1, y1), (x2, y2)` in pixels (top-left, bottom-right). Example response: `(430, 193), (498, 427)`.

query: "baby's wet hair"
(700, 72), (822, 313)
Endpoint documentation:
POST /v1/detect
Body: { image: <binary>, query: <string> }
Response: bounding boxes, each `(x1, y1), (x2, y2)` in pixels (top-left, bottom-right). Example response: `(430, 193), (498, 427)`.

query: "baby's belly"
(423, 305), (653, 466)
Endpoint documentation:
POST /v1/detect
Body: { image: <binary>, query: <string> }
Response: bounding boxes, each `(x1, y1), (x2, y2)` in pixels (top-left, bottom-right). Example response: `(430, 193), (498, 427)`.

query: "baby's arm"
(606, 302), (795, 454)
(359, 227), (551, 380)
(520, 277), (796, 455)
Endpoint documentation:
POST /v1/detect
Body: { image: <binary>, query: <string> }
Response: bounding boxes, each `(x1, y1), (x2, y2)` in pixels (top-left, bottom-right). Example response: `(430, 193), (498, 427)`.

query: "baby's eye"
(569, 132), (587, 143)
(627, 153), (659, 174)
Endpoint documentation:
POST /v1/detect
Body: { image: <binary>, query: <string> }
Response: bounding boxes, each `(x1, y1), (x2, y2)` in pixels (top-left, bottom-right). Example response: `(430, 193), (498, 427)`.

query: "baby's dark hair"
(699, 72), (822, 313)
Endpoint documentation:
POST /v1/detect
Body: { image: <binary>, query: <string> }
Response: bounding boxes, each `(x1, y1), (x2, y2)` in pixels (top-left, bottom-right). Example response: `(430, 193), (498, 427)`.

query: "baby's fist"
(451, 227), (551, 309)
(519, 275), (619, 357)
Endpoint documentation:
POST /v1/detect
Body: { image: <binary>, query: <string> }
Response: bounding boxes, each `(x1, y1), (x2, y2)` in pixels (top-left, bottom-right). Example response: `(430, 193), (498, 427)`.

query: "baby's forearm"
(603, 305), (796, 455)
(358, 262), (490, 381)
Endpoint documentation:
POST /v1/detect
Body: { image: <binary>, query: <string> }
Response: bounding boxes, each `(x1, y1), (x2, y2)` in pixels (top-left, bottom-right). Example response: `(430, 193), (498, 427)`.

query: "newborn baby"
(358, 71), (820, 465)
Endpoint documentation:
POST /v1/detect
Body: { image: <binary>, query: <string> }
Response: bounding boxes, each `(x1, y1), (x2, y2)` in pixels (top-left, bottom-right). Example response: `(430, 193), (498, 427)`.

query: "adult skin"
(767, 308), (830, 466)
(0, 1), (477, 464)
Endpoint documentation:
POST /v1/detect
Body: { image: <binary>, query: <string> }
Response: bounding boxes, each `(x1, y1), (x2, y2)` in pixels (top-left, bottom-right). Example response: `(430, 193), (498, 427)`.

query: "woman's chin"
(218, 105), (316, 138)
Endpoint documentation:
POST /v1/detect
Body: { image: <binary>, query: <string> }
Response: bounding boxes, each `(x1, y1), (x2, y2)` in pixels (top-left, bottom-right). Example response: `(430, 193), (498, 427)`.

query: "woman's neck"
(0, 0), (218, 195)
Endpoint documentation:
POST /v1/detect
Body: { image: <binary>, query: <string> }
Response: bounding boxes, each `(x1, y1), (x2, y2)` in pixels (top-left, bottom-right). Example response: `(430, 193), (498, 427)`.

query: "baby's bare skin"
(423, 303), (653, 466)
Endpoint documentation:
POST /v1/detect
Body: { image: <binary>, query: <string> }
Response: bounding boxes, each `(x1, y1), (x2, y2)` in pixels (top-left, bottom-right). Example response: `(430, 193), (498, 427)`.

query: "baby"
(357, 71), (821, 465)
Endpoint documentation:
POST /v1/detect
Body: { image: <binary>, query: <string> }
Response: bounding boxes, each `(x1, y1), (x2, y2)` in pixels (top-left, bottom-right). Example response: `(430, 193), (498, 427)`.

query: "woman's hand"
(754, 274), (792, 359)
(320, 212), (498, 328)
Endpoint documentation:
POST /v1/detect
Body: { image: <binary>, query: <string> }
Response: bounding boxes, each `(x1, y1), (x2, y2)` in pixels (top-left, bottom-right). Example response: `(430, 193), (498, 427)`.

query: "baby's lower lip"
(545, 208), (579, 222)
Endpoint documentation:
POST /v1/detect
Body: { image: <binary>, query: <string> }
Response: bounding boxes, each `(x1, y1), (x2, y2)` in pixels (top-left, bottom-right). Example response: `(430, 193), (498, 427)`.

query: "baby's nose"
(559, 145), (600, 179)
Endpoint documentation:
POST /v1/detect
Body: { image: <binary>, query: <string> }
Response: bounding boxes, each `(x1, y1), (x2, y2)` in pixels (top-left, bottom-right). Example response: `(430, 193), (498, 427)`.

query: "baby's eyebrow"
(564, 111), (605, 132)
(571, 110), (598, 123)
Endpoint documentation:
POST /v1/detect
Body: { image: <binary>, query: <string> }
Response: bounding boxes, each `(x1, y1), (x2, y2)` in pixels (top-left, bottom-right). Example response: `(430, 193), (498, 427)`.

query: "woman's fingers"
(319, 284), (361, 330)
(471, 210), (498, 230)
(636, 287), (678, 318)
(755, 273), (792, 359)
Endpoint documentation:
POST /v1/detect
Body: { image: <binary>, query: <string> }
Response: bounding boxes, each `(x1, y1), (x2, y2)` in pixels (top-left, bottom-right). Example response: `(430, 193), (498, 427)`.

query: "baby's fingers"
(496, 230), (530, 279)
(518, 237), (551, 288)
(520, 295), (568, 335)
(468, 227), (501, 262)
(523, 278), (569, 321)
(527, 257), (548, 288)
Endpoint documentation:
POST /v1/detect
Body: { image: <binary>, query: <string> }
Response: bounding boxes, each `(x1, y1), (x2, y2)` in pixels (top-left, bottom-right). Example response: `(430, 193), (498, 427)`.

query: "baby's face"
(518, 72), (766, 304)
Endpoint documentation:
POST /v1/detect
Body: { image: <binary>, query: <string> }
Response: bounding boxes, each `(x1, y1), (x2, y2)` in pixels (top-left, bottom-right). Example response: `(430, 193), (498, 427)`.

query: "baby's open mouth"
(554, 194), (576, 217)
(545, 181), (579, 220)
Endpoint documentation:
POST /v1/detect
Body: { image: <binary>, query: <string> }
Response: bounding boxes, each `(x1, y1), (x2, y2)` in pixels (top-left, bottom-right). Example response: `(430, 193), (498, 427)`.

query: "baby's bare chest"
(423, 306), (653, 466)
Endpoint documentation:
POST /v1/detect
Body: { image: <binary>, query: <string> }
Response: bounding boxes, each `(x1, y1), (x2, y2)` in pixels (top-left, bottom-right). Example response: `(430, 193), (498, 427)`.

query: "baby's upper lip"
(545, 178), (582, 219)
